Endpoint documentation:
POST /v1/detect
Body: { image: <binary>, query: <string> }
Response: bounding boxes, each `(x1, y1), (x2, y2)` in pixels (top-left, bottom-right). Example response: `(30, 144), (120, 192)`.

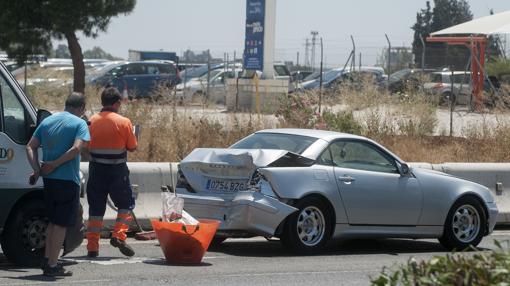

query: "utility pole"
(296, 51), (300, 67)
(304, 38), (310, 69)
(385, 34), (391, 80)
(350, 35), (356, 70)
(311, 31), (319, 71)
(319, 37), (324, 114)
(420, 34), (426, 70)
(206, 49), (211, 102)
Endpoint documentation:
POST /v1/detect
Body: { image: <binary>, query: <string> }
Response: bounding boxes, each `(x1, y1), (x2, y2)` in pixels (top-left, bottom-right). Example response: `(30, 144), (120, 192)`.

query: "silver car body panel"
(177, 129), (498, 240)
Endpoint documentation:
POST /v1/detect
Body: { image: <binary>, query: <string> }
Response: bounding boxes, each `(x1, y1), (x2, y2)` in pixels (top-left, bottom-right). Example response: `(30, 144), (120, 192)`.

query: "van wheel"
(1, 200), (48, 266)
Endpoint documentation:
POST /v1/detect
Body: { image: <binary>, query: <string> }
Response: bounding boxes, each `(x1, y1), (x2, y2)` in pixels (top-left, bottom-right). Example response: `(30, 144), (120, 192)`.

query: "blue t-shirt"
(33, 111), (90, 186)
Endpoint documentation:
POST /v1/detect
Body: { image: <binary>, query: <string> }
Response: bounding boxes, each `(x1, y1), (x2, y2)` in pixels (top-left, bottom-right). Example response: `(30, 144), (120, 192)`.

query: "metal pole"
(385, 34), (391, 85)
(206, 49), (211, 102)
(319, 37), (324, 114)
(183, 51), (187, 99)
(350, 35), (356, 71)
(450, 69), (454, 137)
(420, 34), (426, 71)
(296, 51), (299, 67)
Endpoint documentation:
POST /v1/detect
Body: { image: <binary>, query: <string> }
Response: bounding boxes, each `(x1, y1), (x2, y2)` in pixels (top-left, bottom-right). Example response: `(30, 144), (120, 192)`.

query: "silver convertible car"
(176, 129), (498, 253)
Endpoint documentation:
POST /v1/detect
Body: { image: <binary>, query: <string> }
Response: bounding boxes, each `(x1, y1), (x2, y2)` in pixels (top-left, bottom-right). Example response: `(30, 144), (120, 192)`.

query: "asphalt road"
(2, 230), (510, 286)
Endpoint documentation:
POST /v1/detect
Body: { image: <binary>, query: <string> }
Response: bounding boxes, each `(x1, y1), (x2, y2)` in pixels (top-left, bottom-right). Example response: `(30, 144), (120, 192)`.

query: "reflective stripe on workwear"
(89, 148), (128, 164)
(111, 209), (132, 241)
(86, 216), (104, 252)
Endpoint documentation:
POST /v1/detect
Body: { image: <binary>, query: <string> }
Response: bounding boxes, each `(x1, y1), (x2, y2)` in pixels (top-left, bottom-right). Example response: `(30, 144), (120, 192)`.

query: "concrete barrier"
(80, 162), (510, 228)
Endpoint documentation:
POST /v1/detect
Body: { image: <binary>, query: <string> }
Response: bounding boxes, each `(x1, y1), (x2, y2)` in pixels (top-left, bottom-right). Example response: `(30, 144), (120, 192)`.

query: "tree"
(0, 1), (52, 65)
(411, 0), (473, 69)
(55, 44), (71, 58)
(0, 0), (136, 93)
(83, 46), (122, 60)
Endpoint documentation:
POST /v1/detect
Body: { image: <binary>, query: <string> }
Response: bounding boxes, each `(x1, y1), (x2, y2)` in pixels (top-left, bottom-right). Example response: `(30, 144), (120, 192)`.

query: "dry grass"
(25, 81), (510, 163)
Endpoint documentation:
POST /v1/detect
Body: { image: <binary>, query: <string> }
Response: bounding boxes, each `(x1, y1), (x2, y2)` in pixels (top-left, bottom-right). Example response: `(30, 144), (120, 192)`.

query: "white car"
(423, 71), (472, 105)
(176, 69), (242, 104)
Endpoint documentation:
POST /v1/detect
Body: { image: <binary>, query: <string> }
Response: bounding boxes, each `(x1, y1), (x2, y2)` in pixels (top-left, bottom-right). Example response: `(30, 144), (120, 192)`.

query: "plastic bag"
(162, 192), (184, 222)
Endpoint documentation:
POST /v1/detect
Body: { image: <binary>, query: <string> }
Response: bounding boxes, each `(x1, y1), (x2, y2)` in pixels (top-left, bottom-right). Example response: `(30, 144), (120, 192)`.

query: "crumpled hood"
(179, 148), (313, 193)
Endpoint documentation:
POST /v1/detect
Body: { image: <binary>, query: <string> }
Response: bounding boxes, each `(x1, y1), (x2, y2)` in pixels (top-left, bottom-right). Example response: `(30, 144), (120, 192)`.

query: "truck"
(128, 49), (179, 63)
(0, 61), (84, 266)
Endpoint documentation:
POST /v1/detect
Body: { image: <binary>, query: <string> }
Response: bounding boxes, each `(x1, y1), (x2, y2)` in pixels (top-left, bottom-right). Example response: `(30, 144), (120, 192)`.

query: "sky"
(63, 0), (510, 67)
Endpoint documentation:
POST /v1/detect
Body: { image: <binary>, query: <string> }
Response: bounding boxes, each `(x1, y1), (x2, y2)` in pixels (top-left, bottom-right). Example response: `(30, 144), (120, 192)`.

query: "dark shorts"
(43, 178), (80, 227)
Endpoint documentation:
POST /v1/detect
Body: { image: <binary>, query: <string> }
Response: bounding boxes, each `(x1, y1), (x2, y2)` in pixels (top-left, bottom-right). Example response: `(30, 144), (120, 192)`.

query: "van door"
(0, 69), (39, 189)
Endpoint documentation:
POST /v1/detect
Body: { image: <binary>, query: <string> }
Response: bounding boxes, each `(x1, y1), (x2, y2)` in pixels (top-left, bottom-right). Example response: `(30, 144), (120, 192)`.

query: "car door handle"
(338, 175), (355, 183)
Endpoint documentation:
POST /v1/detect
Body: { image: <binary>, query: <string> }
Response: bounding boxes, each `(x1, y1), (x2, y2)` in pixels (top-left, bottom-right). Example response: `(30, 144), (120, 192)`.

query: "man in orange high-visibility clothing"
(86, 87), (137, 258)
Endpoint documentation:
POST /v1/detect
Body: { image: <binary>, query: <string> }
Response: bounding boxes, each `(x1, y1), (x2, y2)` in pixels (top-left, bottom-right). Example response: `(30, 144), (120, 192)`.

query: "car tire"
(439, 92), (452, 106)
(439, 196), (486, 251)
(1, 200), (48, 266)
(281, 197), (332, 254)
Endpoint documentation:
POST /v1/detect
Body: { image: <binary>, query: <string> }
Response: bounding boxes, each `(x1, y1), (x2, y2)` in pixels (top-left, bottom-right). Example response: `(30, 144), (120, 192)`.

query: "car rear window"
(230, 133), (317, 155)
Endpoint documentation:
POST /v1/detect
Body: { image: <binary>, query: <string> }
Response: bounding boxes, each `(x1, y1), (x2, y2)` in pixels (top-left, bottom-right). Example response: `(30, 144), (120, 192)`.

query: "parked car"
(423, 71), (472, 105)
(387, 68), (436, 93)
(87, 60), (180, 98)
(176, 68), (242, 104)
(300, 67), (385, 91)
(180, 63), (242, 83)
(176, 129), (497, 253)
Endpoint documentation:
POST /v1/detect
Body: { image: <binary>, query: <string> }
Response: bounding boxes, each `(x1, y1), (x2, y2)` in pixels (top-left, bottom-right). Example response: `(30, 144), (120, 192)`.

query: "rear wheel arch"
(299, 194), (336, 235)
(280, 194), (336, 253)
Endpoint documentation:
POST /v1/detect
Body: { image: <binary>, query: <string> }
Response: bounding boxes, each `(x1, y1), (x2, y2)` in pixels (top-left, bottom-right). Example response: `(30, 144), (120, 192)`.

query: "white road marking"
(492, 230), (510, 236)
(221, 269), (379, 278)
(0, 279), (111, 286)
(61, 255), (226, 266)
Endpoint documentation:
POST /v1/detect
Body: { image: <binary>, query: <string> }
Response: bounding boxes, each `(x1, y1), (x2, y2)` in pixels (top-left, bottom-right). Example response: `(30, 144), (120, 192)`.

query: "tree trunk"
(65, 32), (85, 93)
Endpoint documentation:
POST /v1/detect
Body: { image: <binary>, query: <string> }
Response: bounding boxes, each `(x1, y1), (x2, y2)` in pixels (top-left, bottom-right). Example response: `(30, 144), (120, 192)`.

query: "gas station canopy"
(431, 10), (510, 36)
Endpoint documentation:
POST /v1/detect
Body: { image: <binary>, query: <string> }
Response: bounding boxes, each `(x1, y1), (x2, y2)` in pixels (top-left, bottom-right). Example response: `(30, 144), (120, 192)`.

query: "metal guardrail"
(79, 162), (510, 227)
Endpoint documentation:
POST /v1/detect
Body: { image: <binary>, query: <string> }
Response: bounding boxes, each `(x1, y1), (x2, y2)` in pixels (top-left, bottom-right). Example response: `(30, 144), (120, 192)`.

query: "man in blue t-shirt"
(26, 92), (90, 277)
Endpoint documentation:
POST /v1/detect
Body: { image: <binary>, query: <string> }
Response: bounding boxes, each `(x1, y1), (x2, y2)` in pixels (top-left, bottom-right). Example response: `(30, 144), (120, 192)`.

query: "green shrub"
(371, 240), (510, 286)
(321, 109), (362, 135)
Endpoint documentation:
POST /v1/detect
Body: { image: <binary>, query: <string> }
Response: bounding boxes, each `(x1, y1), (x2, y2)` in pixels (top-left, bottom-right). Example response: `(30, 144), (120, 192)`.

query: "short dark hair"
(101, 87), (122, 106)
(65, 92), (86, 109)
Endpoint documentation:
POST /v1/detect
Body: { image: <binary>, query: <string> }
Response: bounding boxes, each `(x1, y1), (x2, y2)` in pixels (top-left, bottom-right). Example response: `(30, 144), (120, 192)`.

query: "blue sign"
(244, 0), (265, 71)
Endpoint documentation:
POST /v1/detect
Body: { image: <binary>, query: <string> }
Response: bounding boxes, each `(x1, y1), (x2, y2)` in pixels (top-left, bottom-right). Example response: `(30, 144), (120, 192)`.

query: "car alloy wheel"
(452, 204), (480, 243)
(296, 206), (326, 247)
(281, 197), (332, 254)
(439, 196), (486, 251)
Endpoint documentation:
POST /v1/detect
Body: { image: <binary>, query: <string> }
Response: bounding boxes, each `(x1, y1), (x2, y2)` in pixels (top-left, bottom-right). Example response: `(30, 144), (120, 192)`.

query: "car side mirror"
(36, 109), (52, 126)
(398, 162), (411, 176)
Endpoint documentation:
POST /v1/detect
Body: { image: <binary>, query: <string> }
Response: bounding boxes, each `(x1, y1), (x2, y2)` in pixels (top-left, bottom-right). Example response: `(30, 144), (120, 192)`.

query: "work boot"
(110, 237), (135, 257)
(43, 264), (73, 277)
(87, 251), (98, 258)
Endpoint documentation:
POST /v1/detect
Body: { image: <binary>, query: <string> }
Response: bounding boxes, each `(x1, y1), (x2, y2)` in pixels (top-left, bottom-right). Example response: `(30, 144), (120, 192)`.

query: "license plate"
(206, 179), (247, 192)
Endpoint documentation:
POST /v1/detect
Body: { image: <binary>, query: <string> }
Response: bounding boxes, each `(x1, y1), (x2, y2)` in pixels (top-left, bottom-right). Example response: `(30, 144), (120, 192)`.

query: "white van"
(0, 61), (83, 266)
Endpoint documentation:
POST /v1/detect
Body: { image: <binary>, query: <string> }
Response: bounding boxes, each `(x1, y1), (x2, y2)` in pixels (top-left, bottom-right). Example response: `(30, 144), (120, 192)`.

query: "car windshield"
(302, 69), (329, 82)
(230, 133), (317, 155)
(198, 69), (223, 80)
(389, 69), (410, 82)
